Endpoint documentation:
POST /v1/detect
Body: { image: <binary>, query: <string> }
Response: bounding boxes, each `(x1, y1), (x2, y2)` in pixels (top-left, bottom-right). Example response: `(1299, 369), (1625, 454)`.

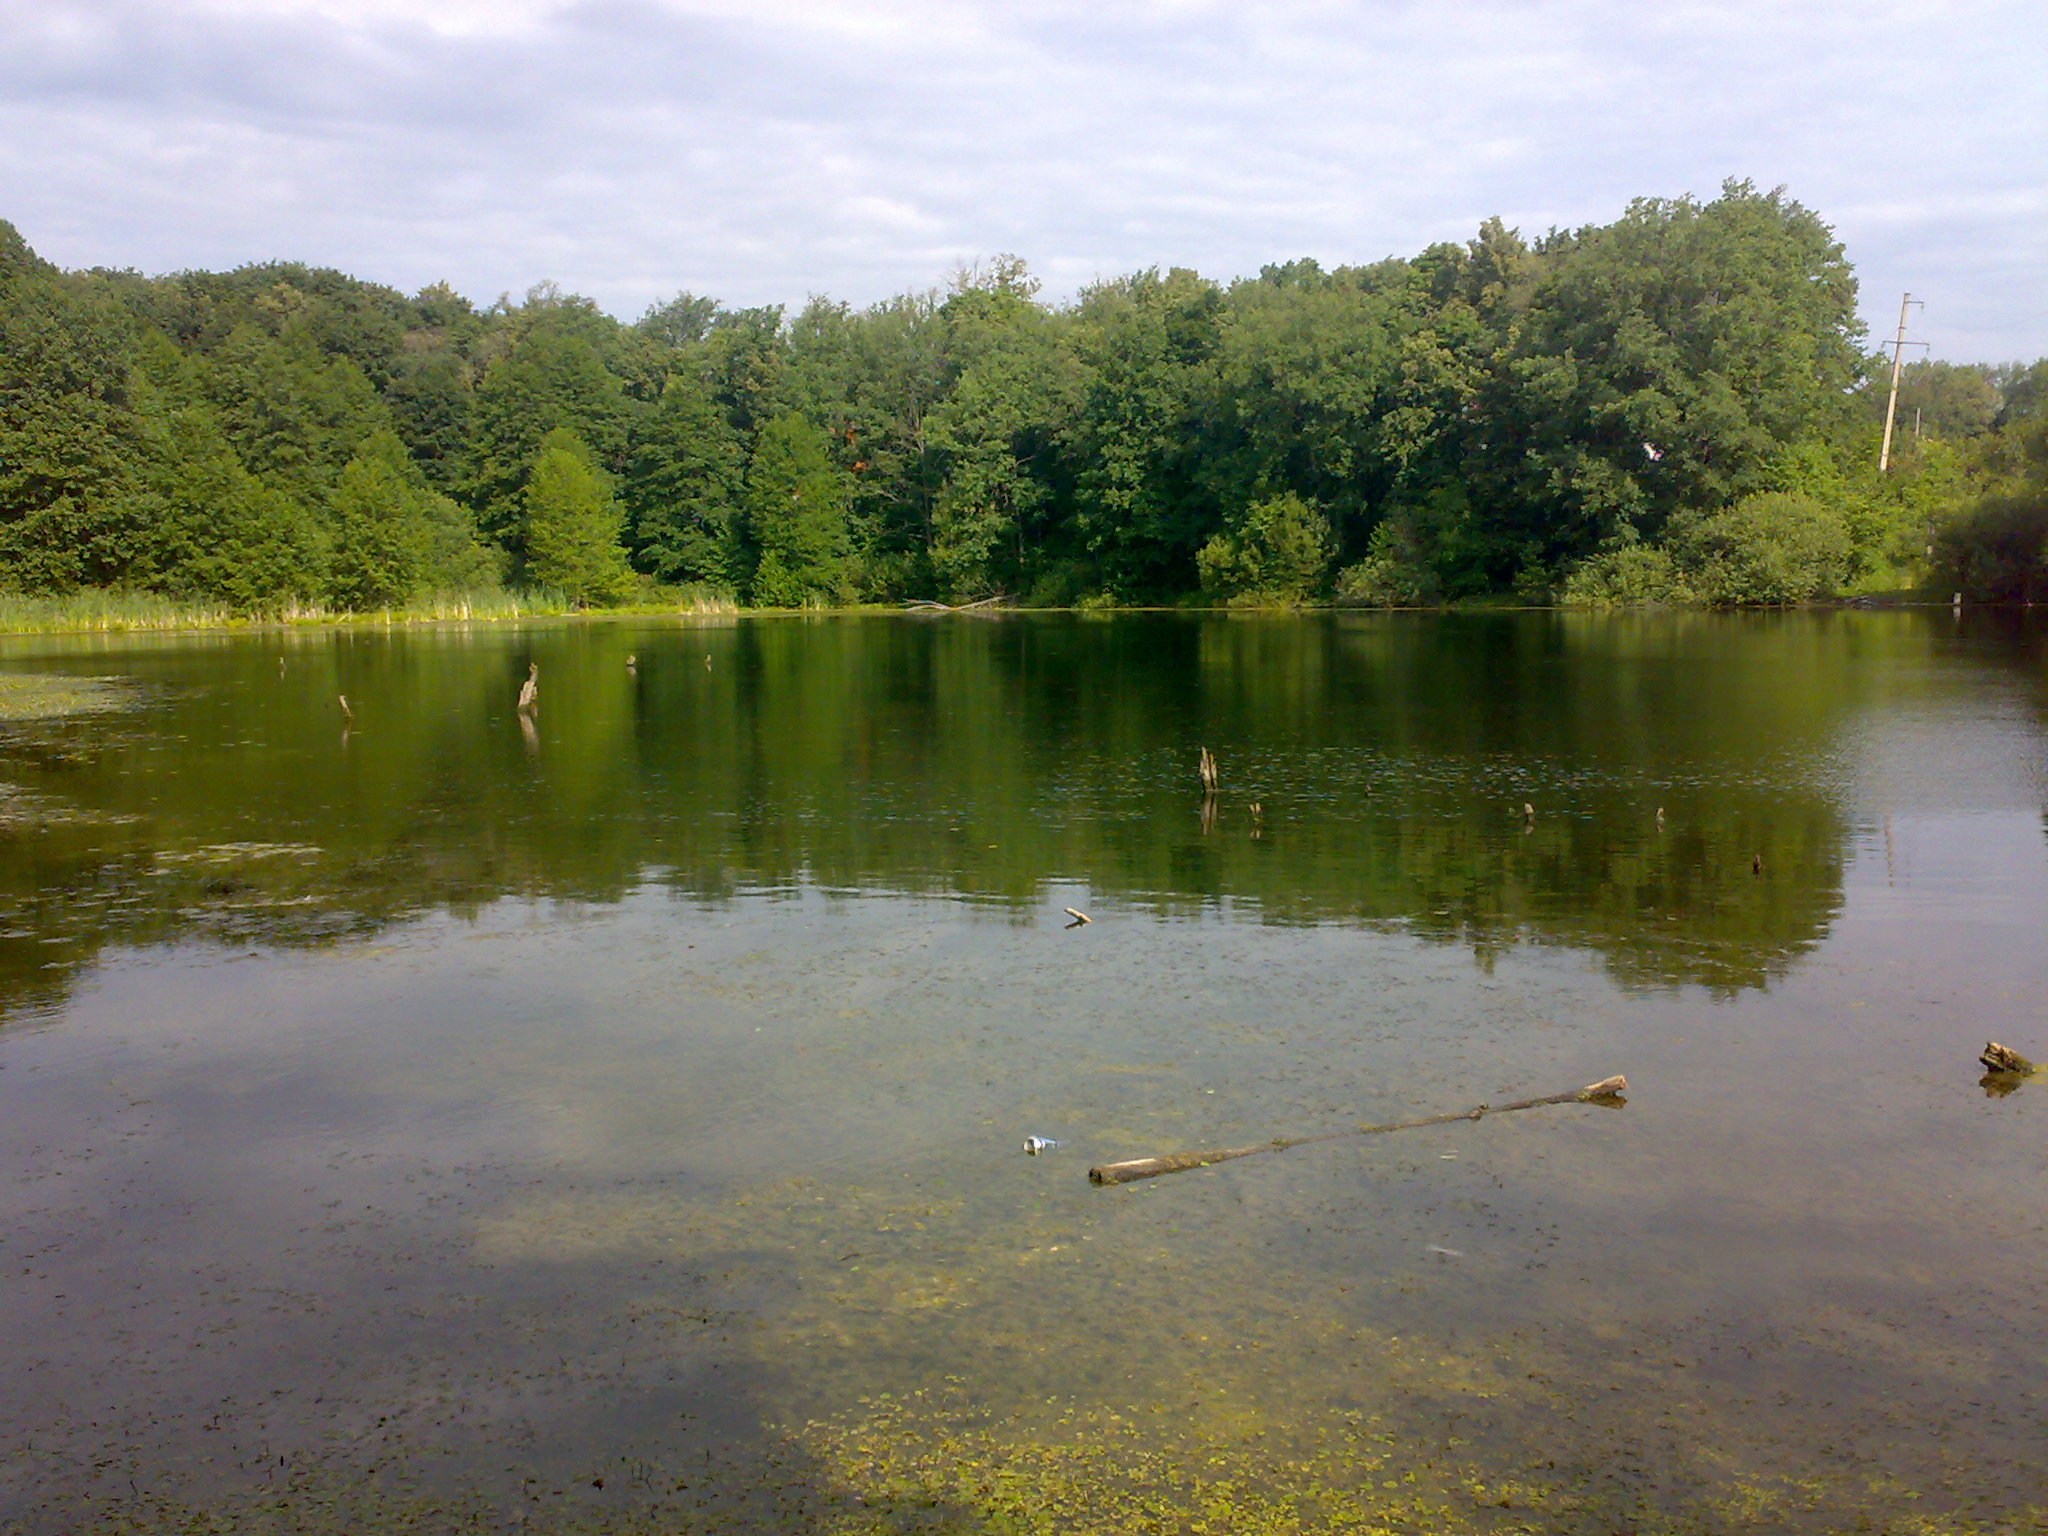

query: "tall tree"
(522, 427), (633, 605)
(623, 373), (745, 588)
(1473, 180), (1864, 578)
(465, 291), (635, 557)
(0, 224), (152, 591)
(1062, 267), (1226, 597)
(744, 413), (853, 605)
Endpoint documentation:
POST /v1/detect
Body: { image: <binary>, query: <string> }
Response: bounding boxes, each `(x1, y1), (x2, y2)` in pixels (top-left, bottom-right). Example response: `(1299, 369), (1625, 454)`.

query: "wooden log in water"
(517, 661), (538, 713)
(1198, 747), (1219, 794)
(905, 595), (1008, 613)
(1980, 1041), (2036, 1075)
(1088, 1075), (1628, 1186)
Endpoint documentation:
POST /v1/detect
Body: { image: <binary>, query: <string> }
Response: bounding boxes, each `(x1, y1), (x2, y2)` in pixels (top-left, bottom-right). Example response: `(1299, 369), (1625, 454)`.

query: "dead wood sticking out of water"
(1089, 1075), (1629, 1185)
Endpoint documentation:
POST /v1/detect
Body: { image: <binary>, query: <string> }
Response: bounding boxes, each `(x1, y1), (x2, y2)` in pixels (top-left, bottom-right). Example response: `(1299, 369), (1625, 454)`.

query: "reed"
(0, 584), (741, 635)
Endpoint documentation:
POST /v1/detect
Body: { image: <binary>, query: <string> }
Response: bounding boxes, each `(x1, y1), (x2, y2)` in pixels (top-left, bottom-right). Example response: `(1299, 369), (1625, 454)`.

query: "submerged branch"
(1088, 1075), (1629, 1186)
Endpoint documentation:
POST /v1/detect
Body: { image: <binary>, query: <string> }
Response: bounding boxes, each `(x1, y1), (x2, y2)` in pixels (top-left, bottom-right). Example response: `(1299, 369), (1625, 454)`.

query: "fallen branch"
(904, 595), (1009, 613)
(1088, 1075), (1628, 1186)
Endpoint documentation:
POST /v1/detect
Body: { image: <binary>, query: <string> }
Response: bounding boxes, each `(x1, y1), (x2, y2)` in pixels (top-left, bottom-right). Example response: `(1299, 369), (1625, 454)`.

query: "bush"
(1559, 544), (1691, 607)
(1334, 515), (1439, 606)
(1935, 493), (2048, 603)
(1665, 491), (1851, 605)
(1196, 492), (1333, 605)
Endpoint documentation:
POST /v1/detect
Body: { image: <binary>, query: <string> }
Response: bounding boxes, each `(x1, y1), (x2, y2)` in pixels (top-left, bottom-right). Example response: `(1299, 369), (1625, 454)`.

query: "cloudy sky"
(3, 0), (2043, 357)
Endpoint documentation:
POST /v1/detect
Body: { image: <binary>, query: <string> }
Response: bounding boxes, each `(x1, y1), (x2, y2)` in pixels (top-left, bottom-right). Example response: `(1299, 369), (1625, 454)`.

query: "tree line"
(3, 180), (2043, 612)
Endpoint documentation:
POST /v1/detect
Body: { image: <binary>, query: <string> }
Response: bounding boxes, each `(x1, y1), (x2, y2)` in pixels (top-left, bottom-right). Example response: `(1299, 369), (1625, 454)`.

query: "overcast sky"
(3, 0), (2043, 358)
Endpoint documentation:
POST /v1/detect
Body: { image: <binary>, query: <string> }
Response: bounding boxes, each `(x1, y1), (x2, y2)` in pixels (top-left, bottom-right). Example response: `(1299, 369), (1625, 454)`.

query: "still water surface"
(1, 611), (2044, 1532)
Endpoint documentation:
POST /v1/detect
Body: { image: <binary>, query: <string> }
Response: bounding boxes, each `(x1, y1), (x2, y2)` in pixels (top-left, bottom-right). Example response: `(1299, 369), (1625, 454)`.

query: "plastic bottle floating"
(1023, 1136), (1061, 1155)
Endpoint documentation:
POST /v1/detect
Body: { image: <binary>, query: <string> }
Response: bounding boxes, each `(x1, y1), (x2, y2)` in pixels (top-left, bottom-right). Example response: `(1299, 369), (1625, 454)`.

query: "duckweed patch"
(0, 672), (135, 722)
(788, 1387), (2046, 1536)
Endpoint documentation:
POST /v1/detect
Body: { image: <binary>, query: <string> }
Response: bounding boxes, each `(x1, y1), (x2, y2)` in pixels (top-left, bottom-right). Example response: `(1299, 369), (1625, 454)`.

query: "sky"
(2, 0), (2043, 359)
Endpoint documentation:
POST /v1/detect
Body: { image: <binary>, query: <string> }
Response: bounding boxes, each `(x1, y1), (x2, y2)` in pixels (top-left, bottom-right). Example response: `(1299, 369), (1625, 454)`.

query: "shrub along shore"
(4, 183), (2043, 620)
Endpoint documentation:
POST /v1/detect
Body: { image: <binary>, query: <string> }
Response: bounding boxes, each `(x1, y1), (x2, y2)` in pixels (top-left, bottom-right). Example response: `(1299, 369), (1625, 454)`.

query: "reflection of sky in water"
(1, 612), (2046, 1532)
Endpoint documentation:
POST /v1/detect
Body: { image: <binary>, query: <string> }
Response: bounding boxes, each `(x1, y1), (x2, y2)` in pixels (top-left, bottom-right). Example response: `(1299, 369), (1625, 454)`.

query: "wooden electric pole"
(1878, 293), (1928, 472)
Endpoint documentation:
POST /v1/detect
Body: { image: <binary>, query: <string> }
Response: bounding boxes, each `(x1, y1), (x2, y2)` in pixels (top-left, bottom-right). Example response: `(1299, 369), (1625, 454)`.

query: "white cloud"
(0, 0), (2042, 354)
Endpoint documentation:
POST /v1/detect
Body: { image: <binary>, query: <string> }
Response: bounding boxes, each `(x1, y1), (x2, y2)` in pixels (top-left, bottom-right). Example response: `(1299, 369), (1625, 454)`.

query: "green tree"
(1063, 267), (1226, 597)
(1885, 360), (2001, 442)
(927, 268), (1075, 597)
(0, 225), (153, 591)
(326, 431), (499, 609)
(124, 380), (325, 608)
(1197, 492), (1334, 603)
(623, 373), (746, 588)
(204, 321), (392, 511)
(523, 428), (633, 605)
(1470, 181), (1864, 582)
(465, 292), (635, 557)
(744, 414), (853, 605)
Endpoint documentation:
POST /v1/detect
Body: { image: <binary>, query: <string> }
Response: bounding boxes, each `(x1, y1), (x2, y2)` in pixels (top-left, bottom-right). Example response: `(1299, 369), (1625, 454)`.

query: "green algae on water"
(0, 671), (134, 722)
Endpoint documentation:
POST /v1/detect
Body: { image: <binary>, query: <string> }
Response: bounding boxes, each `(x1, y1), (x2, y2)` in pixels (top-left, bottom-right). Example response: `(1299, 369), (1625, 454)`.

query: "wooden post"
(517, 662), (538, 713)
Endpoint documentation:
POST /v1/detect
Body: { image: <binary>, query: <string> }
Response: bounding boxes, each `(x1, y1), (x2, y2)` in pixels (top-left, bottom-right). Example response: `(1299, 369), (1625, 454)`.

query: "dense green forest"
(3, 181), (2044, 614)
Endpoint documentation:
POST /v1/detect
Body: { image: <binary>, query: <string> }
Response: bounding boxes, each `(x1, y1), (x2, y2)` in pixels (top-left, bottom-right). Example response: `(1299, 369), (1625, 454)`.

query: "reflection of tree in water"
(1, 611), (1977, 1023)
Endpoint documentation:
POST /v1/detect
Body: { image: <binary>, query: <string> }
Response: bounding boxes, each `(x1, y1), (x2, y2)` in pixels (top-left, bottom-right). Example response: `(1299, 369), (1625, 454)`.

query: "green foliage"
(466, 294), (634, 555)
(927, 276), (1073, 597)
(129, 399), (325, 607)
(1065, 267), (1226, 597)
(327, 431), (499, 610)
(522, 428), (633, 606)
(4, 202), (2041, 620)
(0, 257), (152, 592)
(1664, 491), (1852, 605)
(1474, 181), (1864, 574)
(1885, 359), (2002, 441)
(1558, 543), (1692, 607)
(1934, 411), (2048, 602)
(1196, 492), (1334, 603)
(1335, 516), (1437, 606)
(623, 373), (745, 587)
(1936, 492), (2048, 602)
(744, 413), (854, 605)
(204, 322), (391, 510)
(1993, 359), (2048, 425)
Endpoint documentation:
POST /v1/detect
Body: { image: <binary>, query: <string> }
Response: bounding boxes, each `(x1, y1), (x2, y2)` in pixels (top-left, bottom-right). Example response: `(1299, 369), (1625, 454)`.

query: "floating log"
(337, 693), (353, 721)
(1063, 907), (1092, 925)
(517, 661), (538, 713)
(1088, 1075), (1628, 1186)
(1980, 1041), (2036, 1075)
(905, 594), (1008, 613)
(1198, 747), (1219, 794)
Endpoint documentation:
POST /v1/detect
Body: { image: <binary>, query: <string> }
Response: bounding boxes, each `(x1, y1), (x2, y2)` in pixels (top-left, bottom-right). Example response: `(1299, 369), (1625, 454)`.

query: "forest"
(3, 179), (2044, 615)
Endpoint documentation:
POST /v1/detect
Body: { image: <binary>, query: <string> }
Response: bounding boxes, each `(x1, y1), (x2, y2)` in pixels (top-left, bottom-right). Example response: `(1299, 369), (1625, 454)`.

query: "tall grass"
(0, 585), (741, 634)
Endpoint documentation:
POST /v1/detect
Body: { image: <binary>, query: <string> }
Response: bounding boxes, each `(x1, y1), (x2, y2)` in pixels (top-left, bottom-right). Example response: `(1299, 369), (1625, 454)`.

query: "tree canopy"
(2, 189), (2038, 613)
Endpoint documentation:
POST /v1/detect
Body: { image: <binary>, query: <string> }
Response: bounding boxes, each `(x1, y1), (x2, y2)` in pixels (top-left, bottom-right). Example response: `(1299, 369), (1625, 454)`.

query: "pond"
(0, 610), (2043, 1534)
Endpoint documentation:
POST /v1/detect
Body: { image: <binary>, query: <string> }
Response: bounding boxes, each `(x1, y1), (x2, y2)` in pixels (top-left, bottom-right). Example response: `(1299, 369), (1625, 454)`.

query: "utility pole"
(1878, 292), (1927, 472)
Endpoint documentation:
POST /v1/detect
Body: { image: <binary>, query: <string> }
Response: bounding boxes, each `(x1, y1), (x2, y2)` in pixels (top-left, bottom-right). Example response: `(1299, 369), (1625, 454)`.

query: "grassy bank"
(0, 586), (741, 635)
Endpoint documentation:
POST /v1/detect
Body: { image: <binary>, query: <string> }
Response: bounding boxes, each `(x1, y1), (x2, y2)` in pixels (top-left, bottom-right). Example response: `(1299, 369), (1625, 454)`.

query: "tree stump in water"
(1980, 1041), (2036, 1075)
